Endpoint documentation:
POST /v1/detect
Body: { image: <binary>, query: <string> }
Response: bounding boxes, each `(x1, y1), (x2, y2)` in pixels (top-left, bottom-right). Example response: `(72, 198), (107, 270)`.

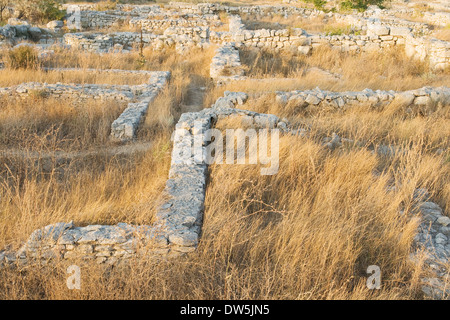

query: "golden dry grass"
(201, 45), (449, 105)
(432, 27), (450, 42)
(0, 95), (126, 150)
(1, 111), (448, 299)
(241, 13), (348, 34)
(0, 69), (151, 86)
(240, 45), (449, 89)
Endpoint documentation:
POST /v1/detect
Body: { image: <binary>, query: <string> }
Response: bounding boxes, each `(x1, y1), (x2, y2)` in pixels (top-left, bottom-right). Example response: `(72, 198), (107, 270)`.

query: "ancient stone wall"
(64, 28), (210, 53)
(56, 3), (450, 70)
(210, 43), (246, 84)
(0, 68), (170, 141)
(276, 86), (450, 109)
(1, 88), (449, 299)
(0, 90), (293, 267)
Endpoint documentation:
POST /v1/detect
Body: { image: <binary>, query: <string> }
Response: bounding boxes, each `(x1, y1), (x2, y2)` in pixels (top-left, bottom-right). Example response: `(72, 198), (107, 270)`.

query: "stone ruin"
(0, 68), (170, 141)
(0, 1), (449, 299)
(0, 87), (449, 299)
(1, 2), (447, 70)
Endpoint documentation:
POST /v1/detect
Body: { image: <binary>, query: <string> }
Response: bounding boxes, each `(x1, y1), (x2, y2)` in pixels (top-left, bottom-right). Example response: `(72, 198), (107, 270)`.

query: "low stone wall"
(228, 15), (246, 34)
(62, 3), (161, 14)
(78, 10), (222, 31)
(212, 15), (449, 70)
(129, 15), (221, 33)
(210, 43), (246, 84)
(0, 90), (294, 267)
(68, 4), (223, 32)
(60, 1), (446, 41)
(1, 88), (449, 299)
(64, 32), (143, 52)
(405, 36), (450, 71)
(64, 28), (210, 53)
(411, 193), (450, 299)
(111, 71), (170, 141)
(66, 2), (440, 37)
(58, 3), (450, 70)
(360, 5), (450, 27)
(6, 222), (171, 266)
(79, 10), (134, 29)
(275, 86), (450, 109)
(229, 24), (406, 53)
(0, 22), (55, 44)
(0, 68), (170, 141)
(334, 15), (432, 36)
(423, 11), (450, 27)
(63, 24), (450, 70)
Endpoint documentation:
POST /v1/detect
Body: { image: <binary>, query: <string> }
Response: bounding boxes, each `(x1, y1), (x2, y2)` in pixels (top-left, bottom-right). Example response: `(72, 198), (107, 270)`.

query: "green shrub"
(38, 0), (65, 22)
(340, 0), (389, 11)
(313, 0), (327, 10)
(304, 0), (327, 10)
(15, 0), (65, 23)
(7, 45), (39, 69)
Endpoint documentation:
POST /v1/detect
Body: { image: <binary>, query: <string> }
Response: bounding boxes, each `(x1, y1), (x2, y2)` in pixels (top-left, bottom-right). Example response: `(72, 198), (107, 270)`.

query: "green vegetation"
(15, 0), (65, 23)
(340, 0), (390, 11)
(304, 0), (327, 10)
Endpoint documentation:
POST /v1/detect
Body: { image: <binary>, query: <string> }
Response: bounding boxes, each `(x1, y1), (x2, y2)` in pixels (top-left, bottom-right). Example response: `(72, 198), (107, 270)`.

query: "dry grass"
(0, 95), (126, 150)
(0, 94), (172, 248)
(1, 109), (448, 299)
(234, 94), (450, 209)
(432, 27), (450, 41)
(241, 14), (351, 34)
(0, 69), (151, 86)
(203, 45), (449, 103)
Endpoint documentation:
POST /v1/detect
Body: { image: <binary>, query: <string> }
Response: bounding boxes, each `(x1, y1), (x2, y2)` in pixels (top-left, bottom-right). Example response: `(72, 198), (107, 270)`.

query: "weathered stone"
(437, 217), (450, 227)
(169, 231), (198, 247)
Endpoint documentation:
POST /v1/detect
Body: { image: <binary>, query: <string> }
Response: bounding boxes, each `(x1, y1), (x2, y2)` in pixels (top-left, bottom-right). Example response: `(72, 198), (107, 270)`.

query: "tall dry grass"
(202, 45), (450, 106)
(432, 27), (450, 42)
(0, 135), (171, 249)
(1, 114), (447, 299)
(238, 45), (449, 90)
(0, 45), (215, 250)
(0, 38), (449, 300)
(241, 13), (347, 34)
(0, 69), (151, 86)
(0, 95), (125, 150)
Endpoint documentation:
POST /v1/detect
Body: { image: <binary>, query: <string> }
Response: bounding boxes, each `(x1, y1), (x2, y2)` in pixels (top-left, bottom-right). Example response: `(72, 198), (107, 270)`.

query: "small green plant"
(340, 0), (389, 12)
(7, 45), (39, 69)
(38, 0), (65, 23)
(313, 0), (326, 10)
(304, 0), (327, 10)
